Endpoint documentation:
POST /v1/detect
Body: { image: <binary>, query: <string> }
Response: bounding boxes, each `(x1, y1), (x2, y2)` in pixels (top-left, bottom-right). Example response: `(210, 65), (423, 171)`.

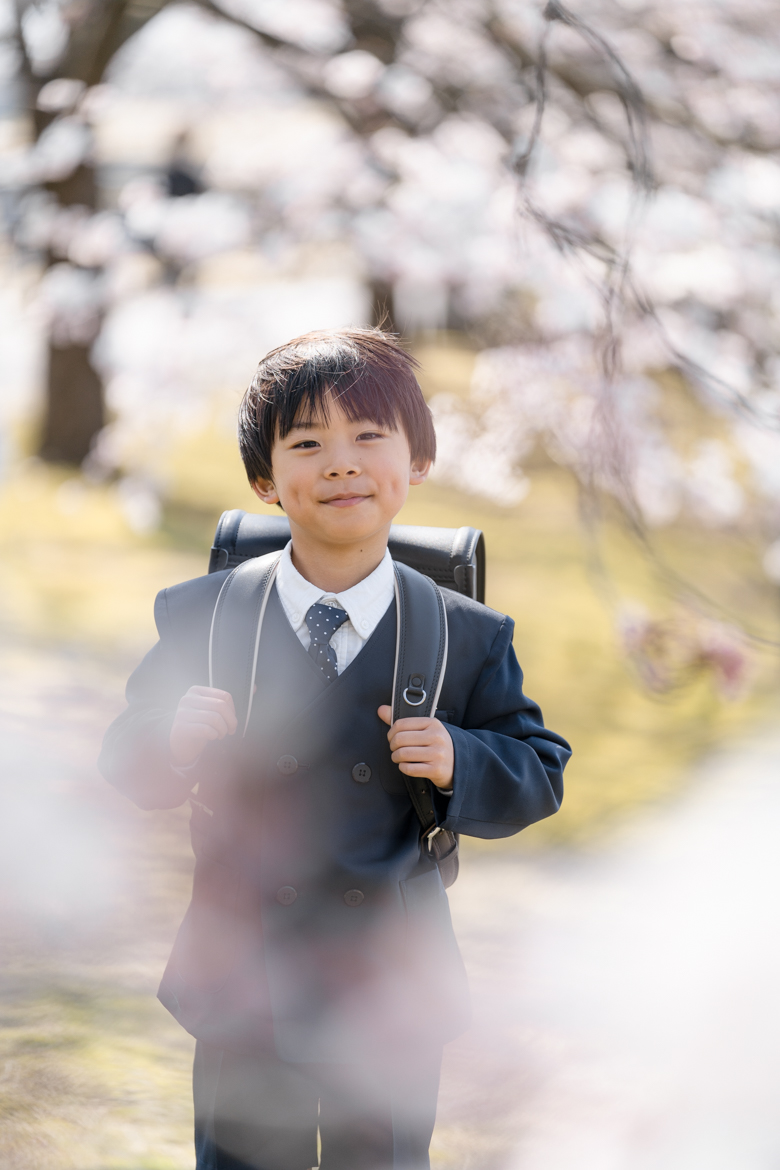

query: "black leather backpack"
(207, 510), (486, 887)
(208, 510), (485, 602)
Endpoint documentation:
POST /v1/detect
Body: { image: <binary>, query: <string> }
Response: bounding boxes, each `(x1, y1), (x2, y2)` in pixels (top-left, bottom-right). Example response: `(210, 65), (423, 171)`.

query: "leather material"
(210, 553), (461, 887)
(208, 511), (486, 603)
(208, 550), (282, 735)
(211, 553), (459, 887)
(391, 563), (447, 723)
(391, 563), (459, 889)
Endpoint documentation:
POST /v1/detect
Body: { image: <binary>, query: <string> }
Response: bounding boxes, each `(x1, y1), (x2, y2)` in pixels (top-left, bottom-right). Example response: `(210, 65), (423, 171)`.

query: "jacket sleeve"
(98, 587), (204, 811)
(439, 615), (571, 839)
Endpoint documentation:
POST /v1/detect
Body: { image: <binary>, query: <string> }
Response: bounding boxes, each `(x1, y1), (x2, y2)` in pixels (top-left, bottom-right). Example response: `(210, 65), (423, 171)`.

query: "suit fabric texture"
(99, 563), (571, 1163)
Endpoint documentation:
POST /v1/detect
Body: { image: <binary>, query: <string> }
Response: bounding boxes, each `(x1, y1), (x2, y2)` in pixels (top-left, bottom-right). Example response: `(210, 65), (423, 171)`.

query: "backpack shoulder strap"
(391, 561), (448, 722)
(392, 563), (458, 883)
(208, 552), (458, 883)
(208, 550), (282, 735)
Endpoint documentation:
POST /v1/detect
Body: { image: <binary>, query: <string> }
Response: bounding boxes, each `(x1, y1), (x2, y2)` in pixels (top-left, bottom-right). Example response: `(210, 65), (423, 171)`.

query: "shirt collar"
(275, 542), (395, 640)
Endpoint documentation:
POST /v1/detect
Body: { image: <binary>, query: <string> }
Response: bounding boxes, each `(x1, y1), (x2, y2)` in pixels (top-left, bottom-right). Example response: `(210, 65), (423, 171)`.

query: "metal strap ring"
(403, 687), (427, 706)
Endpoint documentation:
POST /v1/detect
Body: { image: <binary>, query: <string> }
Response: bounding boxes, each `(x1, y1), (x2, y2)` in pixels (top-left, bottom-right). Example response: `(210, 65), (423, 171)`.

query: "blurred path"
(3, 635), (779, 1168)
(443, 729), (780, 1169)
(0, 639), (196, 1169)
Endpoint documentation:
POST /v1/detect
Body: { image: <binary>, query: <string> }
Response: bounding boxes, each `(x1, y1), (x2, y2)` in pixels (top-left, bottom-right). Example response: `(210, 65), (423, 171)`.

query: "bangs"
(276, 370), (402, 439)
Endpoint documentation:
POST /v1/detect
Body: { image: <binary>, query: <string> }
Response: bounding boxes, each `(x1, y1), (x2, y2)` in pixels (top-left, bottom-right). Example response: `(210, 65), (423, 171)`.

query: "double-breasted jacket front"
(99, 566), (571, 1062)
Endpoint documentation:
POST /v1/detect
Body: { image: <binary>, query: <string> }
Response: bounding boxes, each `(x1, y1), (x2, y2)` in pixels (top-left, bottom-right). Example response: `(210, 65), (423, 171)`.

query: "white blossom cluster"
(1, 0), (780, 572)
(418, 0), (780, 562)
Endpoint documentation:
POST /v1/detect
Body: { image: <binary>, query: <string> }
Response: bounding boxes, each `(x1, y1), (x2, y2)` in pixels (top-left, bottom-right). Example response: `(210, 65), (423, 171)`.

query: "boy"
(99, 328), (570, 1170)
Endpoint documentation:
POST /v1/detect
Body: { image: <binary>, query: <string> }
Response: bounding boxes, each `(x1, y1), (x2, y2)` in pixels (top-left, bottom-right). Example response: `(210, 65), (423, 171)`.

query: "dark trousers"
(193, 1040), (443, 1170)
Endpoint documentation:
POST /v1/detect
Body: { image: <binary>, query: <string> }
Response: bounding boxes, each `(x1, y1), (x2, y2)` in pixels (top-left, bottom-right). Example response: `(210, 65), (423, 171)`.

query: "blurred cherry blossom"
(1, 0), (780, 656)
(618, 604), (749, 698)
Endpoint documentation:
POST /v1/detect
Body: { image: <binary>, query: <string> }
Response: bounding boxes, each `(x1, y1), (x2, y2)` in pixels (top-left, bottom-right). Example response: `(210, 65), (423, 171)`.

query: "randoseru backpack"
(206, 511), (486, 887)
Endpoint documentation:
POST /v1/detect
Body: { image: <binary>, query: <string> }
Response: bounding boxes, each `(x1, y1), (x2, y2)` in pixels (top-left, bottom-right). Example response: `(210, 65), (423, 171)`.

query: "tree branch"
(189, 0), (288, 51)
(51, 0), (172, 87)
(10, 0), (36, 98)
(189, 0), (416, 139)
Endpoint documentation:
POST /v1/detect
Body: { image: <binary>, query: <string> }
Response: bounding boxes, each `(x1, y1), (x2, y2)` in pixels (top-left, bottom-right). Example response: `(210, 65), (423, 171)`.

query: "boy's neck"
(288, 525), (390, 593)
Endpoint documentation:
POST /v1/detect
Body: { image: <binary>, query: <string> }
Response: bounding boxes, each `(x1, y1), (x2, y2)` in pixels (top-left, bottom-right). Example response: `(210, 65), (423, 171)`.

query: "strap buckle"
(403, 673), (427, 707)
(425, 825), (443, 851)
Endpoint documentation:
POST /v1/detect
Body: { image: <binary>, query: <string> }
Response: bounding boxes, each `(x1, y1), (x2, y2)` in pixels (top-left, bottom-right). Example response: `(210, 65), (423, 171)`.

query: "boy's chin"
(298, 508), (393, 544)
(324, 518), (389, 543)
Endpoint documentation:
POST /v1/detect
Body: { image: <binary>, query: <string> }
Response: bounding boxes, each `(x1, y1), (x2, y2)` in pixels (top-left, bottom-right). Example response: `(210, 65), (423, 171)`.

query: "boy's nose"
(326, 465), (359, 477)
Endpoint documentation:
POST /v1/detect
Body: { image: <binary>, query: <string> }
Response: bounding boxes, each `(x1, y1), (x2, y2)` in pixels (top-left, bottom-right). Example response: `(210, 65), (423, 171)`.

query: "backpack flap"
(209, 511), (290, 574)
(388, 524), (485, 603)
(209, 511), (485, 603)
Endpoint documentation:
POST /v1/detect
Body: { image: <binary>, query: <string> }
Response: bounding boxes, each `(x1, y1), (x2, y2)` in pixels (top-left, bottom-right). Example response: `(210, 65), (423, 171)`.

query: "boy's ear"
(251, 479), (280, 506)
(409, 459), (431, 487)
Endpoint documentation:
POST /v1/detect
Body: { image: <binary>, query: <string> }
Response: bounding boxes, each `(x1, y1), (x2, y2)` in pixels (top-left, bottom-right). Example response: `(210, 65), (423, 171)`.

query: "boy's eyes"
(289, 431), (386, 449)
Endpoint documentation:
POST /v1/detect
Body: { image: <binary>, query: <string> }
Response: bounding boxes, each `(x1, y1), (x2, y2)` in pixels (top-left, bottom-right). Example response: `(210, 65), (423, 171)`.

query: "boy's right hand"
(169, 686), (238, 767)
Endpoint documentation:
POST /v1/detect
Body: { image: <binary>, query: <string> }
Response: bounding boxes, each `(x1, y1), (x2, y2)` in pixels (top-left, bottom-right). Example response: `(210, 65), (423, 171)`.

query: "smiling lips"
(322, 494), (370, 508)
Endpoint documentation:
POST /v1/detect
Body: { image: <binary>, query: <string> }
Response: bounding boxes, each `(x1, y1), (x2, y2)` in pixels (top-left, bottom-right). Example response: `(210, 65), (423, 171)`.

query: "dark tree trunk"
(37, 159), (103, 465)
(44, 161), (97, 207)
(39, 343), (105, 464)
(26, 0), (172, 467)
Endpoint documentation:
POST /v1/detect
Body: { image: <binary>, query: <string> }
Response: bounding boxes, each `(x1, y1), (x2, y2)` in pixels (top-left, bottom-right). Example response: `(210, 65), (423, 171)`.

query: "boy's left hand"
(377, 706), (454, 789)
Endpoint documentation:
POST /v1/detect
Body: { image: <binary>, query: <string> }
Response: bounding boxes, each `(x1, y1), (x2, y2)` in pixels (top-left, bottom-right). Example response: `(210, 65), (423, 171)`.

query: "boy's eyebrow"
(285, 417), (394, 433)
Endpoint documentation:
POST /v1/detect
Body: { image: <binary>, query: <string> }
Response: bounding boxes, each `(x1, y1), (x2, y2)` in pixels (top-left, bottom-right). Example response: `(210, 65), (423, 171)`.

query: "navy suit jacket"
(99, 566), (571, 1060)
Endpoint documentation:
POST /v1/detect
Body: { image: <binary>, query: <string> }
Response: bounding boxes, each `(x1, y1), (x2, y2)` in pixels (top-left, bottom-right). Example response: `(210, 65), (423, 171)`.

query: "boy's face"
(252, 400), (430, 547)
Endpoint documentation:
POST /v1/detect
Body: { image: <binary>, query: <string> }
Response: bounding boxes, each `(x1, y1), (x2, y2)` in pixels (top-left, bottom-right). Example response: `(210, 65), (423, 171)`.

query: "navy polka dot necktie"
(305, 603), (349, 682)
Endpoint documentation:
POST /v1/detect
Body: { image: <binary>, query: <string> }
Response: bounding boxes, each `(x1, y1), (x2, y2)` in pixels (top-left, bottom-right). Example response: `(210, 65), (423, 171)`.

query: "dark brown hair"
(238, 327), (436, 485)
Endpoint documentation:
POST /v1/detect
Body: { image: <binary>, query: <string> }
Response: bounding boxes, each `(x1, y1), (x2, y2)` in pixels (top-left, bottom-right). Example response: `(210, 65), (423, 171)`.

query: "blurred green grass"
(0, 980), (193, 1170)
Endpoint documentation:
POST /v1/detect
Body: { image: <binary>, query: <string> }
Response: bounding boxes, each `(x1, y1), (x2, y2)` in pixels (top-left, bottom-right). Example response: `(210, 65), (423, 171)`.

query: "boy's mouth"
(321, 493), (370, 508)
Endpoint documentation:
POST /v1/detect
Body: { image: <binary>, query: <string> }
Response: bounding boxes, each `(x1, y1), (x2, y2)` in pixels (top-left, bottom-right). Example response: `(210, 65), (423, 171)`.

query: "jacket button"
(343, 889), (364, 907)
(277, 755), (298, 776)
(276, 886), (297, 905)
(351, 762), (371, 784)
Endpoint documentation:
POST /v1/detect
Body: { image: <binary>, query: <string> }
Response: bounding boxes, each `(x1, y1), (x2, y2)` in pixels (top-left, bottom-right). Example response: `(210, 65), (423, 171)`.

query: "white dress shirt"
(275, 542), (395, 674)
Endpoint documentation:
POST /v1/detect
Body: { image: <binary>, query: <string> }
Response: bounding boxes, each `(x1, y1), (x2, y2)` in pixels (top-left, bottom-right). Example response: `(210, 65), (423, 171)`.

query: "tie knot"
(305, 602), (349, 646)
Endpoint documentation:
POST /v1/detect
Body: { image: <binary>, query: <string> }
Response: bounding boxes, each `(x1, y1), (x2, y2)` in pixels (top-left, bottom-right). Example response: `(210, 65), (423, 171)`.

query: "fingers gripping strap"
(208, 551), (282, 736)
